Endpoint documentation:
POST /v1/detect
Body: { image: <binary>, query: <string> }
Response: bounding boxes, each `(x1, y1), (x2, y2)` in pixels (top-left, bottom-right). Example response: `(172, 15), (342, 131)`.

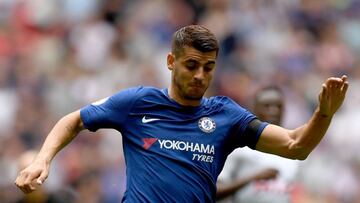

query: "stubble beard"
(174, 79), (204, 101)
(180, 83), (207, 101)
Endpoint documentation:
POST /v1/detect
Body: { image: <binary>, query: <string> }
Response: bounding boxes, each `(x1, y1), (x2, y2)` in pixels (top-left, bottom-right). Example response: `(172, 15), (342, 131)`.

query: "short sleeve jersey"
(80, 86), (268, 203)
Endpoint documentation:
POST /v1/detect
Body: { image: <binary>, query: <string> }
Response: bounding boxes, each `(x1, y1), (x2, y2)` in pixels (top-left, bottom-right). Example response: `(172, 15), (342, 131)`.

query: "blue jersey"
(80, 86), (267, 203)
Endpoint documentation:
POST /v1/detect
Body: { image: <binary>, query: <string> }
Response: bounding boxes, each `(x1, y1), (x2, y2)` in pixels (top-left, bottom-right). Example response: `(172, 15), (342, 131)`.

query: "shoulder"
(110, 86), (168, 110)
(139, 86), (164, 95)
(112, 86), (162, 99)
(206, 95), (245, 110)
(205, 96), (254, 123)
(206, 95), (229, 105)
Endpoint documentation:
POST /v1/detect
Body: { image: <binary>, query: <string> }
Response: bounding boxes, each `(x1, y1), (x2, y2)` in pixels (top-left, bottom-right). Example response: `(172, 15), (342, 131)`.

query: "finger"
(22, 183), (36, 194)
(37, 179), (43, 185)
(14, 179), (25, 193)
(37, 171), (48, 185)
(337, 82), (343, 90)
(336, 79), (343, 87)
(320, 83), (328, 101)
(15, 181), (33, 194)
(341, 75), (348, 82)
(19, 187), (29, 194)
(330, 79), (346, 92)
(327, 77), (343, 84)
(332, 82), (340, 89)
(22, 172), (40, 191)
(326, 77), (336, 84)
(341, 81), (349, 94)
(24, 173), (39, 185)
(328, 77), (343, 87)
(325, 78), (332, 87)
(17, 184), (29, 194)
(15, 173), (36, 194)
(15, 172), (28, 188)
(22, 181), (35, 193)
(28, 182), (36, 191)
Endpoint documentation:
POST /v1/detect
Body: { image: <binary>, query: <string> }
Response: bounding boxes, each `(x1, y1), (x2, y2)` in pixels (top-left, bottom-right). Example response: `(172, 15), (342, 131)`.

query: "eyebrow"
(184, 59), (216, 65)
(185, 59), (199, 63)
(205, 61), (216, 65)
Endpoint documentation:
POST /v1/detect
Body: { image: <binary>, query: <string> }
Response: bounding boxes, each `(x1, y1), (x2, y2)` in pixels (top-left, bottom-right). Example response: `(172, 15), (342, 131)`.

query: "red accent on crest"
(142, 138), (158, 150)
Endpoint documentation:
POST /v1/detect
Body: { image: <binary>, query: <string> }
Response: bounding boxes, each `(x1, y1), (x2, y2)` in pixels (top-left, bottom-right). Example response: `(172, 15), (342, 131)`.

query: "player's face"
(254, 90), (284, 125)
(168, 46), (217, 103)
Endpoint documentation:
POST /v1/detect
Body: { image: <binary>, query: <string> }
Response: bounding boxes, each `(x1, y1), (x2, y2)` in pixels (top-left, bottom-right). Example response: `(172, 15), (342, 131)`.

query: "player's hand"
(318, 75), (349, 117)
(252, 168), (278, 181)
(14, 159), (50, 194)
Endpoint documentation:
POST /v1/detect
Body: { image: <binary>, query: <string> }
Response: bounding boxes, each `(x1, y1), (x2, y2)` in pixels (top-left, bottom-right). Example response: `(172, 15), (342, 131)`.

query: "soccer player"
(217, 86), (298, 203)
(15, 25), (349, 203)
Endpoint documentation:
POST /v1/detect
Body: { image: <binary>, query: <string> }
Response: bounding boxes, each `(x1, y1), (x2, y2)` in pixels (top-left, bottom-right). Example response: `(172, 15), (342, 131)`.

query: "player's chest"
(127, 112), (229, 141)
(129, 113), (229, 163)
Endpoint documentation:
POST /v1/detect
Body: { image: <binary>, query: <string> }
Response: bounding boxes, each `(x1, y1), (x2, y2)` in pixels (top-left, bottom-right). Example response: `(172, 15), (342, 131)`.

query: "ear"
(167, 52), (175, 70)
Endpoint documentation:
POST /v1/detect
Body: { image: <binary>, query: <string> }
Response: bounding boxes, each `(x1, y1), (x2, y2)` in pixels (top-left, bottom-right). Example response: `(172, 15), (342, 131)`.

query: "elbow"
(286, 142), (311, 161)
(284, 152), (309, 161)
(62, 110), (85, 134)
(295, 153), (309, 161)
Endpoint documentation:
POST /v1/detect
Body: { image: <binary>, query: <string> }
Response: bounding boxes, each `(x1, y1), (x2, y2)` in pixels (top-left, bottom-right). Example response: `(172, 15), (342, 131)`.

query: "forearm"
(289, 107), (332, 159)
(36, 110), (84, 163)
(256, 108), (333, 160)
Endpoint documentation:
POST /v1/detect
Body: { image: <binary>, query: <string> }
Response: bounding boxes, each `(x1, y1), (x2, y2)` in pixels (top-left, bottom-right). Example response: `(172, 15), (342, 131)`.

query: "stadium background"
(0, 0), (359, 202)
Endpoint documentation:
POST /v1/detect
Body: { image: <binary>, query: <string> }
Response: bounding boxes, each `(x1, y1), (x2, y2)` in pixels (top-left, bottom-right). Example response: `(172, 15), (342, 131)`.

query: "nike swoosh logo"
(142, 116), (161, 123)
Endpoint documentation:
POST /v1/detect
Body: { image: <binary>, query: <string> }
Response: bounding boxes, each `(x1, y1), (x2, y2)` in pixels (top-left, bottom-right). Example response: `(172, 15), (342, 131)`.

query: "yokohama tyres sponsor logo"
(158, 139), (215, 163)
(142, 138), (215, 163)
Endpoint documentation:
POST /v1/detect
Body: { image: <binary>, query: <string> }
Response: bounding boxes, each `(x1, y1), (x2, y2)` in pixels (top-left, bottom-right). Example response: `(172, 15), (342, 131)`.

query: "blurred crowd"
(0, 0), (359, 202)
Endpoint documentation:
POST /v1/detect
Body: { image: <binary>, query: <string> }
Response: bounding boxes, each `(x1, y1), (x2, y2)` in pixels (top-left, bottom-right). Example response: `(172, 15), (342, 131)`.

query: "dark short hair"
(171, 25), (219, 57)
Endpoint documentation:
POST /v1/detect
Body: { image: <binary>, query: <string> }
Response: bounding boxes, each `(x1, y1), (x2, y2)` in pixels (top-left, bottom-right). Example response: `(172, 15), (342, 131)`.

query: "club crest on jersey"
(198, 117), (216, 133)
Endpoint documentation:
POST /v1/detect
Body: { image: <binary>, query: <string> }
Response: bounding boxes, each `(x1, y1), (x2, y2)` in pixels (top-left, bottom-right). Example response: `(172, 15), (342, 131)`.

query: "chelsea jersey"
(80, 86), (268, 203)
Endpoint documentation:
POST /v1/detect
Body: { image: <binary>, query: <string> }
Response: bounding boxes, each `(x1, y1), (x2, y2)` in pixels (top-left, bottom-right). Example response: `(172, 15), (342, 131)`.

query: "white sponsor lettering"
(158, 139), (215, 155)
(192, 154), (214, 163)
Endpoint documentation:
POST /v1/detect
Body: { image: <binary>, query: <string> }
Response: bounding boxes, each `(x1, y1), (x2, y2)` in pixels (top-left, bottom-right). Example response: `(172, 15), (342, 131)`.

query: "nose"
(194, 68), (205, 81)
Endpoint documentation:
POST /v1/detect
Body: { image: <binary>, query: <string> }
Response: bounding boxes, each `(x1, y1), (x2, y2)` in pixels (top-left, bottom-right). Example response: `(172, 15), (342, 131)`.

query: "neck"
(168, 85), (201, 107)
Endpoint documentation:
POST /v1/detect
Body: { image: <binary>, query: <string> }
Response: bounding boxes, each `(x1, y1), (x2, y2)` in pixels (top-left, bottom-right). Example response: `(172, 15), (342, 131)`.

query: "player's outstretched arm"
(15, 110), (85, 194)
(255, 75), (349, 160)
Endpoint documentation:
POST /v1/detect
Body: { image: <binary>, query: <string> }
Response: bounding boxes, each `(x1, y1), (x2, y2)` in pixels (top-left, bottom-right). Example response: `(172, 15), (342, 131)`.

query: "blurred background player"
(217, 86), (300, 203)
